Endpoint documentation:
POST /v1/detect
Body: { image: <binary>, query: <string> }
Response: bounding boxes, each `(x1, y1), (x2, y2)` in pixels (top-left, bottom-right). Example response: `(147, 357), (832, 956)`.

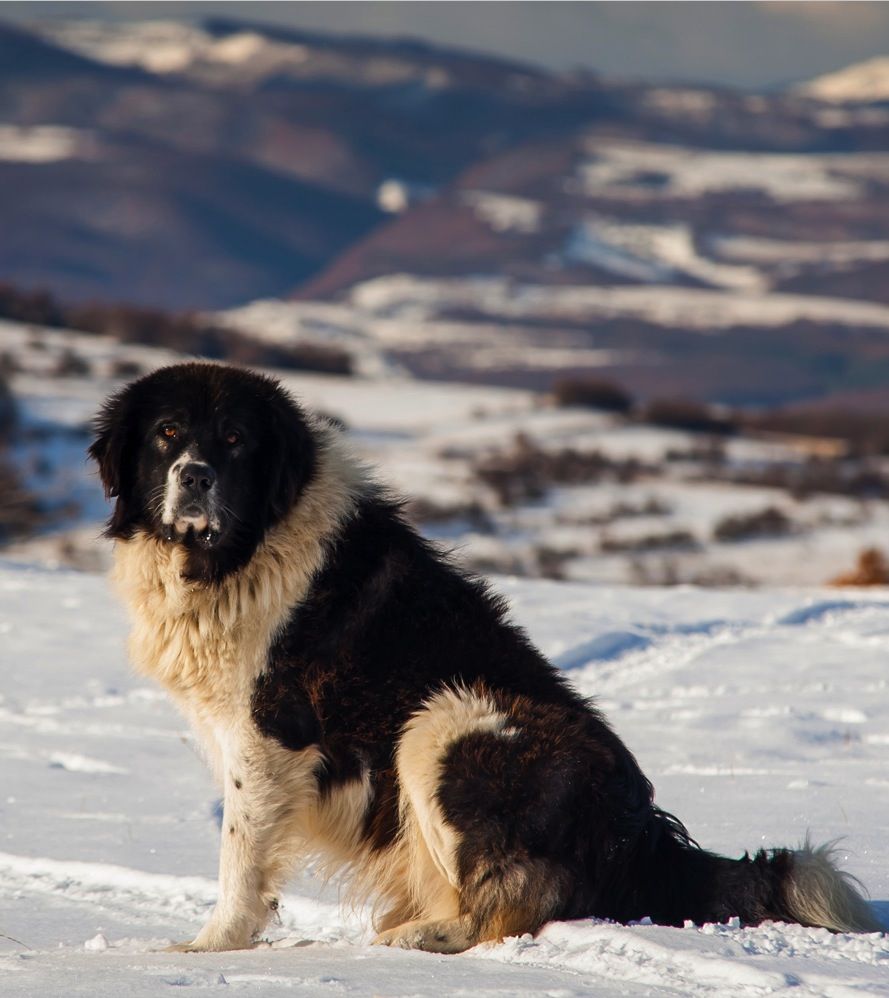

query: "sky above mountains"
(4, 1), (889, 90)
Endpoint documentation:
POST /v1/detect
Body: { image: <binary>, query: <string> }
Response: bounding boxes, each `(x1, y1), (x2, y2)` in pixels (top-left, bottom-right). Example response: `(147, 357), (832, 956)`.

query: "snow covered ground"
(1, 564), (888, 996)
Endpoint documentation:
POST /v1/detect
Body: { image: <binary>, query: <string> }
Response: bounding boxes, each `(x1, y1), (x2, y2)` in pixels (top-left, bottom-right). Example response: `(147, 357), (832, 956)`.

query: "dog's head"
(89, 363), (316, 580)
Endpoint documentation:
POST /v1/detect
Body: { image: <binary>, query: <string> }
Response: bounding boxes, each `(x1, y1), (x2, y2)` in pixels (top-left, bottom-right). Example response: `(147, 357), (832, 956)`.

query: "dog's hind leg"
(374, 686), (570, 953)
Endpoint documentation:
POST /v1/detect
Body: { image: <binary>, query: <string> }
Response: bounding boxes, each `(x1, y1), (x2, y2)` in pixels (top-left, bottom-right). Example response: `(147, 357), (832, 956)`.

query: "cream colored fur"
(397, 686), (508, 891)
(368, 686), (514, 950)
(784, 840), (883, 934)
(113, 424), (372, 951)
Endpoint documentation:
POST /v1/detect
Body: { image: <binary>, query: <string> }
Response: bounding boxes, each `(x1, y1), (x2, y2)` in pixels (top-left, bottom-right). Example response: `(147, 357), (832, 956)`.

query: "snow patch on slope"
(565, 218), (765, 290)
(349, 272), (889, 331)
(800, 57), (889, 104)
(0, 125), (93, 163)
(461, 190), (543, 234)
(576, 140), (880, 203)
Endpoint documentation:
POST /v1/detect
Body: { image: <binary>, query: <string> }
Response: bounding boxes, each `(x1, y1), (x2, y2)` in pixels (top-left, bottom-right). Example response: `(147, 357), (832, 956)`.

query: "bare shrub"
(404, 497), (494, 533)
(67, 302), (355, 375)
(627, 557), (683, 586)
(0, 376), (40, 541)
(665, 438), (727, 465)
(458, 542), (576, 581)
(713, 506), (794, 542)
(719, 458), (889, 501)
(0, 353), (20, 378)
(0, 283), (65, 327)
(628, 557), (753, 587)
(0, 375), (16, 442)
(601, 529), (699, 554)
(642, 399), (736, 435)
(744, 407), (889, 457)
(0, 461), (42, 542)
(552, 376), (633, 413)
(473, 432), (649, 507)
(52, 349), (91, 378)
(831, 547), (889, 586)
(688, 564), (755, 587)
(535, 545), (574, 581)
(0, 281), (354, 376)
(109, 357), (145, 379)
(556, 496), (672, 527)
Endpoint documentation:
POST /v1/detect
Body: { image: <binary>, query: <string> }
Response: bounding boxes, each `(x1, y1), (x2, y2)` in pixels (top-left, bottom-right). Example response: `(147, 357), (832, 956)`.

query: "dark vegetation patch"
(664, 439), (727, 465)
(743, 406), (889, 457)
(555, 496), (672, 526)
(552, 376), (634, 413)
(641, 398), (737, 436)
(0, 374), (43, 543)
(715, 459), (889, 501)
(831, 547), (889, 587)
(458, 541), (576, 582)
(712, 506), (796, 543)
(472, 432), (651, 507)
(600, 529), (699, 554)
(404, 496), (495, 533)
(0, 282), (353, 376)
(628, 558), (754, 588)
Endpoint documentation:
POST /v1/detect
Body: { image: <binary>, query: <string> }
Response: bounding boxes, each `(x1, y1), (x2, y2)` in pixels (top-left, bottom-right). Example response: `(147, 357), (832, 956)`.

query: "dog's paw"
(160, 934), (254, 953)
(162, 941), (202, 953)
(372, 917), (475, 954)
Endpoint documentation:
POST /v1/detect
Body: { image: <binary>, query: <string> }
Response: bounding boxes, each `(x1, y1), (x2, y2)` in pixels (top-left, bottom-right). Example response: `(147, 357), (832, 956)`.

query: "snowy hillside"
(0, 563), (887, 996)
(8, 317), (889, 589)
(800, 57), (889, 103)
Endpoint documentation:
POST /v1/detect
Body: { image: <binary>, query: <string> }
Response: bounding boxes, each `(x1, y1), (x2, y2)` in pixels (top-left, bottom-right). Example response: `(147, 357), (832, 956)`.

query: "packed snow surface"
(1, 563), (887, 996)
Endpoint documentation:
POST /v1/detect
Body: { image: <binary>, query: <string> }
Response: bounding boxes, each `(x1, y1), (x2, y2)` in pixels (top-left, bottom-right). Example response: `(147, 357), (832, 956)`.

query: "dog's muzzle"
(163, 461), (223, 547)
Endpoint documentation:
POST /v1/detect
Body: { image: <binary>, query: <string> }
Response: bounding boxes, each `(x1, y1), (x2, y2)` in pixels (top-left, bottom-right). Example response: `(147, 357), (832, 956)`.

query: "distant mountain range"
(3, 18), (889, 407)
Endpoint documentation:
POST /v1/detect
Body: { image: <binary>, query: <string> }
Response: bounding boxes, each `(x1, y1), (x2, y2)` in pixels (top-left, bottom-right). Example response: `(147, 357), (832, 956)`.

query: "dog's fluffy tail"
(775, 838), (881, 933)
(625, 813), (882, 933)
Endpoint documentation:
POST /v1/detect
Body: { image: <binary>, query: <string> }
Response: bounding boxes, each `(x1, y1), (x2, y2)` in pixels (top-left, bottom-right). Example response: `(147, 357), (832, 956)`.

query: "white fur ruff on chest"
(111, 428), (364, 732)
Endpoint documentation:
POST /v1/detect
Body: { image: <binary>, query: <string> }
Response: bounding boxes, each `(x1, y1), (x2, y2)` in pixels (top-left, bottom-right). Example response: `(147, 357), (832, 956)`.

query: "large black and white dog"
(89, 362), (880, 952)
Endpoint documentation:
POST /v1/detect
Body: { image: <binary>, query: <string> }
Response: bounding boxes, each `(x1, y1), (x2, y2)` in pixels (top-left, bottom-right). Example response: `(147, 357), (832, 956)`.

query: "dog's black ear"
(265, 388), (317, 525)
(88, 384), (136, 500)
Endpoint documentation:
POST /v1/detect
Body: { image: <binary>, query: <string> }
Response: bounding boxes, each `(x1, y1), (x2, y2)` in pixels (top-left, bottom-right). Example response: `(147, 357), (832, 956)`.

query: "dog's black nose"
(179, 462), (216, 492)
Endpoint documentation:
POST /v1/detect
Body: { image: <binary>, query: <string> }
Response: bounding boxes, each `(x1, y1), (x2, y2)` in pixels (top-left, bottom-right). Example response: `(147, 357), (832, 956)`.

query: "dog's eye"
(160, 424), (178, 440)
(225, 430), (241, 446)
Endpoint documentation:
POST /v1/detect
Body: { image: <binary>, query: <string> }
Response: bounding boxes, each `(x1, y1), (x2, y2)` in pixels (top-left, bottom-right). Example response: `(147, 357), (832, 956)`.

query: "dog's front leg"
(168, 731), (303, 952)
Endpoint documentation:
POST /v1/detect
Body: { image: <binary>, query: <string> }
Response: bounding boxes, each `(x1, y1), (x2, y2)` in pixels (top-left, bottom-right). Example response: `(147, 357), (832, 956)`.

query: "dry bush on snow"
(0, 282), (354, 377)
(601, 529), (699, 554)
(642, 398), (736, 436)
(712, 506), (795, 543)
(831, 547), (889, 587)
(472, 432), (649, 507)
(744, 407), (889, 457)
(404, 496), (494, 533)
(717, 457), (889, 501)
(0, 375), (43, 543)
(551, 376), (634, 413)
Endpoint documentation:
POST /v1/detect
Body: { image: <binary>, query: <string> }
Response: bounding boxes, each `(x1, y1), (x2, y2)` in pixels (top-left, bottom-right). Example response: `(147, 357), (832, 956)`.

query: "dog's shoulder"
(258, 482), (584, 756)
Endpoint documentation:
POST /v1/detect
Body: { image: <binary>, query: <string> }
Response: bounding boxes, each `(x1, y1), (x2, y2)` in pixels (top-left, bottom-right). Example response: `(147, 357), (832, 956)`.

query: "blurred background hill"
(3, 2), (889, 584)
